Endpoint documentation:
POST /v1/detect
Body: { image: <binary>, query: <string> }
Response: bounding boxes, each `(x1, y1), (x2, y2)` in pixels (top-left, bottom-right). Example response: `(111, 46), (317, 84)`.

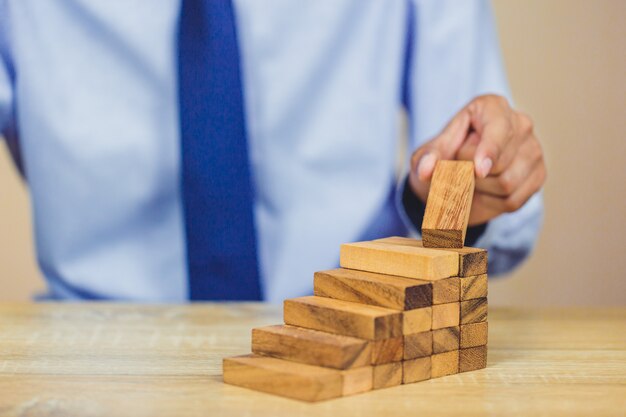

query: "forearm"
(0, 0), (13, 136)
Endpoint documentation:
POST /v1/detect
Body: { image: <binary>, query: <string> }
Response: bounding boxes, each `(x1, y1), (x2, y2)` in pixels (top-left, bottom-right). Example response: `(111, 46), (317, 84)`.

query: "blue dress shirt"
(0, 0), (543, 302)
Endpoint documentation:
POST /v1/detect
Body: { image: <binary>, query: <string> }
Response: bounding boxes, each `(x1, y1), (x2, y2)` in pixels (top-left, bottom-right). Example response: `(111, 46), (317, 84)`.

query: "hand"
(408, 94), (546, 226)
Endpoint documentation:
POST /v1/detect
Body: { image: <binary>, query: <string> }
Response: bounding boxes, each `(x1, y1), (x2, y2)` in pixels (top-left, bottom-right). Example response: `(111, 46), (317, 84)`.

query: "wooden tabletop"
(0, 303), (624, 417)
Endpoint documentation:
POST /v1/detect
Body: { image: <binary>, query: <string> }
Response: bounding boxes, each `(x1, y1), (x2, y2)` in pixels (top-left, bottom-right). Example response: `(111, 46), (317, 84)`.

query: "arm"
(1, 0), (14, 133)
(0, 0), (20, 173)
(398, 0), (545, 275)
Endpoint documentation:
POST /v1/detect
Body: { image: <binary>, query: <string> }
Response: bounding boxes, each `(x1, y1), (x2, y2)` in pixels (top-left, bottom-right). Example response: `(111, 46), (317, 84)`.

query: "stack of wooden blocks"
(223, 161), (488, 402)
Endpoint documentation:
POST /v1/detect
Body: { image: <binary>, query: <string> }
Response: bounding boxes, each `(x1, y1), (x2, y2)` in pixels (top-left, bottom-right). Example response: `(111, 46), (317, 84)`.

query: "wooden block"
(251, 324), (370, 369)
(432, 326), (460, 354)
(460, 274), (488, 300)
(283, 296), (402, 340)
(374, 236), (425, 246)
(455, 247), (487, 277)
(460, 321), (488, 349)
(460, 298), (488, 325)
(431, 350), (459, 378)
(403, 307), (431, 334)
(421, 160), (475, 248)
(371, 337), (404, 365)
(432, 302), (460, 329)
(432, 276), (460, 304)
(372, 362), (403, 389)
(374, 236), (487, 277)
(340, 241), (458, 281)
(340, 366), (374, 396)
(404, 330), (432, 360)
(459, 345), (488, 372)
(223, 354), (372, 402)
(402, 356), (431, 384)
(314, 268), (432, 310)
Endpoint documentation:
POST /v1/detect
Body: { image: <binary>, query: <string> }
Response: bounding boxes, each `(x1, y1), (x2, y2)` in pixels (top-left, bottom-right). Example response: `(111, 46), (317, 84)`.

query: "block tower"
(223, 161), (488, 402)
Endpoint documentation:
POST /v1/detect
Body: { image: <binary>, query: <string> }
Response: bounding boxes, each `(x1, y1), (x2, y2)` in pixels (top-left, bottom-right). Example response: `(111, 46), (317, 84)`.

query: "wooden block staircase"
(223, 161), (489, 402)
(223, 236), (488, 402)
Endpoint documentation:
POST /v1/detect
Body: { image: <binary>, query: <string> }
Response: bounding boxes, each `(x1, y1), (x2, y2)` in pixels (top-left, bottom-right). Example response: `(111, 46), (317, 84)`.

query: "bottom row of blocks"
(223, 345), (487, 402)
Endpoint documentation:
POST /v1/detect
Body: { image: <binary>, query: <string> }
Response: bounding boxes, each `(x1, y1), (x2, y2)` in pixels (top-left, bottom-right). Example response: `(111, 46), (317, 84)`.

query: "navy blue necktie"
(177, 0), (262, 300)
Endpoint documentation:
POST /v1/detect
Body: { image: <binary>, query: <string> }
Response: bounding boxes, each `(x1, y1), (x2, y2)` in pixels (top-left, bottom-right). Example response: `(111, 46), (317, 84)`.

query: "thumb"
(413, 110), (470, 181)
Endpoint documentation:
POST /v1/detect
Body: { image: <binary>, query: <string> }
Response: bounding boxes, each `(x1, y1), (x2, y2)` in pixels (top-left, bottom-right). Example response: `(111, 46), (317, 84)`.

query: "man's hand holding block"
(422, 160), (475, 248)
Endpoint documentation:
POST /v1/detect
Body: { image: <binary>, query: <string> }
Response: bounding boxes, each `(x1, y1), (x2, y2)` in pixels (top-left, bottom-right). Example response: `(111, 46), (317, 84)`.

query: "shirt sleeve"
(0, 63), (10, 134)
(0, 0), (14, 136)
(396, 0), (544, 276)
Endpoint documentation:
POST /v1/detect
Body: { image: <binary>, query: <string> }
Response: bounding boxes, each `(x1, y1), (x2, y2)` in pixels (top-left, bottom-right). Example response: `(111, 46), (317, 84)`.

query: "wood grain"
(223, 354), (372, 402)
(459, 345), (487, 373)
(371, 337), (404, 365)
(340, 241), (459, 281)
(460, 298), (488, 325)
(372, 362), (403, 390)
(404, 331), (433, 360)
(403, 306), (431, 334)
(432, 276), (460, 304)
(460, 322), (488, 349)
(251, 324), (371, 369)
(2, 303), (626, 416)
(432, 302), (460, 329)
(403, 356), (431, 384)
(421, 160), (475, 248)
(460, 274), (488, 301)
(374, 236), (487, 277)
(314, 268), (432, 310)
(432, 326), (460, 354)
(339, 365), (374, 396)
(455, 247), (488, 277)
(283, 296), (402, 340)
(455, 246), (488, 277)
(431, 350), (459, 378)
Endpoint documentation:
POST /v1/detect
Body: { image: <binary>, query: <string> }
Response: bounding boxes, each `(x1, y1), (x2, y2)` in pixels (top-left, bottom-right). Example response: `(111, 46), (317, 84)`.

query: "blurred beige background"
(0, 0), (624, 304)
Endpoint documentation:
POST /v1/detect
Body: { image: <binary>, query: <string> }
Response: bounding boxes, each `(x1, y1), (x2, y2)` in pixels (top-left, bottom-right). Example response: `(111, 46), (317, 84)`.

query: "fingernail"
(418, 153), (437, 180)
(479, 158), (493, 178)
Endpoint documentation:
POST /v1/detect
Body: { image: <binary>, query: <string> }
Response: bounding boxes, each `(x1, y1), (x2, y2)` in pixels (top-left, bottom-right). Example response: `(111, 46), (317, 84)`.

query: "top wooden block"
(422, 160), (475, 248)
(375, 236), (487, 277)
(340, 241), (458, 281)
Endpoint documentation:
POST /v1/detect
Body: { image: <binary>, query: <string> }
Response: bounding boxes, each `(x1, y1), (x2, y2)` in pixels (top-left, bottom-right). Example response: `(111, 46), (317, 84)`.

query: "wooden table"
(0, 303), (624, 416)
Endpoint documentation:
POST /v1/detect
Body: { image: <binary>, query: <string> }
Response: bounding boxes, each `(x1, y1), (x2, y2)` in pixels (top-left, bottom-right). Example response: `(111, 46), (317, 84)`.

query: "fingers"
(408, 94), (545, 219)
(415, 150), (438, 182)
(505, 161), (546, 212)
(474, 137), (543, 197)
(411, 109), (470, 182)
(472, 118), (509, 178)
(468, 160), (546, 225)
(468, 193), (502, 226)
(455, 131), (480, 161)
(470, 96), (526, 178)
(408, 109), (470, 203)
(435, 109), (471, 159)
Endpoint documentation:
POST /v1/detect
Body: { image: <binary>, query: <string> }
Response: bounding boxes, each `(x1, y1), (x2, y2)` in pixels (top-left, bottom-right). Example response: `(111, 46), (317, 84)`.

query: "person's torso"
(6, 0), (409, 301)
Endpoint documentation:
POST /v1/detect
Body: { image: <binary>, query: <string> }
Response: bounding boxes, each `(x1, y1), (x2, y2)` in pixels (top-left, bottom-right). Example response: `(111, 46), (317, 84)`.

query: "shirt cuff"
(400, 175), (487, 247)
